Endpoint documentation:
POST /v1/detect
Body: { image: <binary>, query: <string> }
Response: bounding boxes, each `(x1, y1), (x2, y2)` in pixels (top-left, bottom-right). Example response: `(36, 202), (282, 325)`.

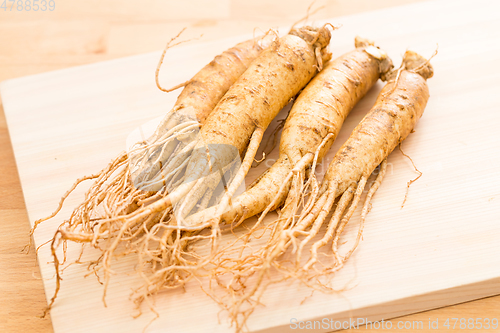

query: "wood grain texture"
(1, 0), (500, 332)
(0, 104), (54, 332)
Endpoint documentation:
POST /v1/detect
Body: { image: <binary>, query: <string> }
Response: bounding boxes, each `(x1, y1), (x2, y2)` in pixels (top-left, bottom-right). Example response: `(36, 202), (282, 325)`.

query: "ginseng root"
(32, 33), (277, 314)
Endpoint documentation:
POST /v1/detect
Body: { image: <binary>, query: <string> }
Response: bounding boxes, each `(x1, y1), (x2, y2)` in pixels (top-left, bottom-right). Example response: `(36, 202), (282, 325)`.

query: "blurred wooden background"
(0, 0), (499, 332)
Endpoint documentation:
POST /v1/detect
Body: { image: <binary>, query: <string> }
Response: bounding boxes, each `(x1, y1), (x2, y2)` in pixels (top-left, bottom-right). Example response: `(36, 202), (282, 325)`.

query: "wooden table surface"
(1, 1), (498, 332)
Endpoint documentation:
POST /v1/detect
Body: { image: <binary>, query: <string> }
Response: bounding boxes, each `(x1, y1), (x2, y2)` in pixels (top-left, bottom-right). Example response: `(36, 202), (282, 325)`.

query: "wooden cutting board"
(2, 0), (500, 332)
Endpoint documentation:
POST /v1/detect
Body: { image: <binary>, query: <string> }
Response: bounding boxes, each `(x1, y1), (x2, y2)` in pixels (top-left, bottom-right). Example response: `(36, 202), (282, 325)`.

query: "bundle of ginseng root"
(31, 25), (333, 314)
(202, 50), (433, 331)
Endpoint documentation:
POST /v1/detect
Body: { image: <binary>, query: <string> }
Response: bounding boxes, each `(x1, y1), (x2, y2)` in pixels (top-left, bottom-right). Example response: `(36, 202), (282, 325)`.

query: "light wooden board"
(2, 0), (500, 332)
